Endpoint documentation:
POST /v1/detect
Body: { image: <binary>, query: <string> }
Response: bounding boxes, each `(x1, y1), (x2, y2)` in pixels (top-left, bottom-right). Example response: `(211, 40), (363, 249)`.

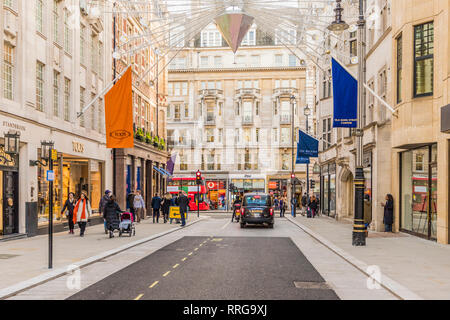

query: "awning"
(153, 166), (167, 176)
(159, 167), (172, 176)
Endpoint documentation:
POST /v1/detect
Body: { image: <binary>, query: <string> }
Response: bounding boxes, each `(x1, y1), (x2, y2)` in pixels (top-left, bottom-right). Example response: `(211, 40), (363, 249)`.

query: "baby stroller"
(119, 212), (135, 237)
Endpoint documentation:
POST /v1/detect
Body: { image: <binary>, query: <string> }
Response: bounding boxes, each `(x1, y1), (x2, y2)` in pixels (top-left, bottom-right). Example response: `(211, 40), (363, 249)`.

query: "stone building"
(167, 23), (316, 209)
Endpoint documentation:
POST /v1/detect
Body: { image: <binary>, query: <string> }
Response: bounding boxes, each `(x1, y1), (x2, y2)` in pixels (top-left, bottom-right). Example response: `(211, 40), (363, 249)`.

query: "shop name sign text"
(72, 141), (85, 153)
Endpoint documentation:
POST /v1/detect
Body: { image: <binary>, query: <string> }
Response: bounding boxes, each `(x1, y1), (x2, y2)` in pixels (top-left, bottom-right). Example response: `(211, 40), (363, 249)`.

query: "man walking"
(176, 191), (189, 227)
(151, 193), (162, 223)
(134, 190), (146, 223)
(127, 190), (136, 222)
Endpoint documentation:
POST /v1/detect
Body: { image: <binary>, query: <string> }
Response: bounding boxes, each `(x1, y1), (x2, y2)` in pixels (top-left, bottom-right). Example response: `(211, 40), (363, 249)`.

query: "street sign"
(51, 149), (58, 161)
(46, 170), (55, 181)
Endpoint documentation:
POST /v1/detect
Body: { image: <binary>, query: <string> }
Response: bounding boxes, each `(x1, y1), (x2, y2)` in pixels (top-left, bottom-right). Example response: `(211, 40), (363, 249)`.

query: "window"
(64, 78), (70, 121)
(4, 0), (14, 9)
(244, 150), (251, 170)
(200, 56), (209, 68)
(275, 54), (283, 66)
(414, 22), (434, 97)
(378, 69), (387, 122)
(255, 101), (259, 116)
(366, 79), (374, 125)
(201, 30), (222, 47)
(256, 128), (260, 143)
(241, 29), (256, 46)
(218, 128), (223, 143)
(53, 71), (59, 117)
(288, 54), (297, 67)
(282, 153), (289, 170)
(80, 25), (85, 64)
(182, 82), (188, 96)
(36, 62), (44, 111)
(214, 56), (222, 67)
(53, 0), (59, 43)
(36, 0), (43, 34)
(174, 104), (180, 120)
(350, 39), (357, 57)
(174, 82), (181, 96)
(180, 154), (187, 171)
(396, 35), (403, 103)
(415, 153), (424, 171)
(236, 101), (240, 116)
(322, 118), (332, 149)
(91, 93), (96, 130)
(244, 128), (251, 143)
(273, 100), (278, 115)
(79, 88), (86, 127)
(3, 43), (14, 100)
(236, 55), (245, 66)
(243, 101), (252, 123)
(207, 153), (215, 171)
(64, 9), (71, 53)
(281, 127), (290, 144)
(98, 98), (103, 133)
(273, 128), (278, 143)
(206, 128), (214, 143)
(183, 104), (189, 118)
(322, 69), (332, 99)
(250, 55), (260, 67)
(235, 129), (240, 144)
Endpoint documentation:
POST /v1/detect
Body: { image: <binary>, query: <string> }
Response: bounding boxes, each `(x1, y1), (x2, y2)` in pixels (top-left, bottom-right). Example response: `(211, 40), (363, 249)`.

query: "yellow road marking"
(134, 294), (144, 300)
(199, 243), (203, 247)
(194, 248), (199, 251)
(149, 281), (159, 288)
(188, 252), (193, 256)
(163, 271), (171, 277)
(211, 238), (223, 242)
(182, 257), (187, 261)
(173, 264), (180, 269)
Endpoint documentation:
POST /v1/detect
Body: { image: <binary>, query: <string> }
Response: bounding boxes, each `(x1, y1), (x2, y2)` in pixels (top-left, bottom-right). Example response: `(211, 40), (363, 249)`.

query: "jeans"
(153, 208), (160, 222)
(385, 224), (392, 232)
(68, 213), (74, 231)
(180, 210), (187, 226)
(78, 222), (87, 236)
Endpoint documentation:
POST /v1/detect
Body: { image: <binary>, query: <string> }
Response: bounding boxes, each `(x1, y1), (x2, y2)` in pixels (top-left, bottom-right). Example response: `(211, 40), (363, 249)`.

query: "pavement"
(0, 213), (202, 292)
(289, 213), (450, 300)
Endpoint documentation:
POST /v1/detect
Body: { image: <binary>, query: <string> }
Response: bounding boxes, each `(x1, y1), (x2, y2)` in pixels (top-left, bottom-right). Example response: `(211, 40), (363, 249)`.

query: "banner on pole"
(297, 130), (319, 158)
(332, 58), (357, 128)
(105, 67), (134, 149)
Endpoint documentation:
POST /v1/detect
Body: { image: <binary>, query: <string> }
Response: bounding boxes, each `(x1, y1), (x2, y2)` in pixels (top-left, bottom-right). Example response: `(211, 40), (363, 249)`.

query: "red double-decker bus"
(167, 177), (210, 211)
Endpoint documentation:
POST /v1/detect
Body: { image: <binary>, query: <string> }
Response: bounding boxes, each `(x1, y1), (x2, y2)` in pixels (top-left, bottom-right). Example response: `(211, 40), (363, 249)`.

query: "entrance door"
(3, 171), (18, 235)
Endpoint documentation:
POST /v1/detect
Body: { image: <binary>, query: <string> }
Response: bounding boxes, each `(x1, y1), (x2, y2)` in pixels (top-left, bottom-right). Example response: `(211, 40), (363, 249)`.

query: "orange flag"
(105, 67), (134, 149)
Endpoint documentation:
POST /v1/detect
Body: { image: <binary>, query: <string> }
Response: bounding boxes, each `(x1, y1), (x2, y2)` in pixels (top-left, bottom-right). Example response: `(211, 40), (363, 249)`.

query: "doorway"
(1, 170), (18, 235)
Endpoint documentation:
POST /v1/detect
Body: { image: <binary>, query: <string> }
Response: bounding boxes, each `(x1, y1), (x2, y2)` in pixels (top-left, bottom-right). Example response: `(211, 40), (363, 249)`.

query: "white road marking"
(221, 221), (231, 230)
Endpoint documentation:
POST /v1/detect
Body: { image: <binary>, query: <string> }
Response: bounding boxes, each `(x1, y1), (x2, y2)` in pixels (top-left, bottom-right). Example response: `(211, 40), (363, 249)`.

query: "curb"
(0, 218), (207, 300)
(286, 216), (423, 300)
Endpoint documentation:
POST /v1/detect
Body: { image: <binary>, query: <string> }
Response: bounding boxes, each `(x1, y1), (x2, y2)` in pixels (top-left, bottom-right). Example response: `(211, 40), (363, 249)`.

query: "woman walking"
(161, 193), (174, 223)
(73, 191), (92, 237)
(279, 197), (285, 217)
(61, 192), (76, 234)
(309, 195), (318, 218)
(134, 190), (146, 223)
(103, 195), (122, 238)
(382, 194), (394, 232)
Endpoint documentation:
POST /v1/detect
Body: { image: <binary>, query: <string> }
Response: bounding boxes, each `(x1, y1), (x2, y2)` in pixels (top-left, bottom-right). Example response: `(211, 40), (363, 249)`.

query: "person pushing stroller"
(103, 195), (122, 238)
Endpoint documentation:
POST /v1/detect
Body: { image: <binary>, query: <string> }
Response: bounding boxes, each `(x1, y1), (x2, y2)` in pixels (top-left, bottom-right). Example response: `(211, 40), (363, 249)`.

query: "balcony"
(242, 115), (253, 125)
(280, 114), (291, 124)
(273, 87), (298, 97)
(205, 114), (216, 126)
(198, 89), (223, 98)
(235, 88), (260, 98)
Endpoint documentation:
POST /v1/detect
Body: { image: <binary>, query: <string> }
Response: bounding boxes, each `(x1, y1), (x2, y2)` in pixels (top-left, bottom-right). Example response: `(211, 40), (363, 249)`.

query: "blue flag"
(332, 58), (357, 128)
(297, 130), (319, 158)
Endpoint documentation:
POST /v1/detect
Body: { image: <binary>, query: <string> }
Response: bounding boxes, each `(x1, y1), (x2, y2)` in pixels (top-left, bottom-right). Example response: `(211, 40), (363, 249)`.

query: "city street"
(5, 216), (398, 300)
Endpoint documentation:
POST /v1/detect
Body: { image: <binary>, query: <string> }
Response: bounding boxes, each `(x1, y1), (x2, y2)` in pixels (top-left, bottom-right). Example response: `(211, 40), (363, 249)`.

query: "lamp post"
(304, 104), (311, 199)
(1, 131), (20, 164)
(328, 0), (366, 246)
(290, 95), (296, 217)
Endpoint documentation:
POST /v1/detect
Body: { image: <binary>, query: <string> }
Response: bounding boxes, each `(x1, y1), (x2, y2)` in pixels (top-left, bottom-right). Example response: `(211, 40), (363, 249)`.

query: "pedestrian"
(279, 197), (285, 217)
(301, 193), (308, 213)
(382, 194), (394, 232)
(176, 191), (189, 227)
(73, 191), (92, 237)
(309, 195), (318, 218)
(99, 190), (112, 234)
(61, 192), (76, 234)
(103, 194), (122, 238)
(232, 195), (242, 222)
(134, 190), (146, 223)
(364, 194), (372, 236)
(161, 193), (173, 223)
(127, 190), (136, 222)
(274, 197), (279, 211)
(151, 192), (162, 223)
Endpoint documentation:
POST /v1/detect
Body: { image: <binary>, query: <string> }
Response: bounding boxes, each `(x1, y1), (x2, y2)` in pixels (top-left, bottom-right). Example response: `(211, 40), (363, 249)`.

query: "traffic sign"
(46, 170), (55, 181)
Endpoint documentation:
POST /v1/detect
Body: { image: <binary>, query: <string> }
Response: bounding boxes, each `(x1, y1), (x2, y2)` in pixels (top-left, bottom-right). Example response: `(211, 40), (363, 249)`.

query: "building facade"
(391, 0), (449, 243)
(111, 1), (170, 210)
(317, 0), (393, 231)
(167, 23), (316, 209)
(0, 0), (112, 238)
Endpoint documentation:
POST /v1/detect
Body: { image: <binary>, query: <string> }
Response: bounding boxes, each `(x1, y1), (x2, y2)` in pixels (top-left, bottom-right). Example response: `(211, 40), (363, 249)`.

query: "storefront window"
(401, 145), (437, 240)
(329, 165), (336, 217)
(206, 180), (227, 210)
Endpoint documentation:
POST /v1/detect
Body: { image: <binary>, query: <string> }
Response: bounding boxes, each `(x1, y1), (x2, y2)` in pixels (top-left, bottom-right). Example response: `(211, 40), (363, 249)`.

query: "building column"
(437, 138), (449, 244)
(155, 162), (160, 196)
(115, 149), (128, 210)
(146, 160), (153, 210)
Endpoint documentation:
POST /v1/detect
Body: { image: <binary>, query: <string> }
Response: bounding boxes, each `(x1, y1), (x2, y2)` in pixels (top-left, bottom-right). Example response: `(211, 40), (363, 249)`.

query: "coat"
(309, 200), (318, 210)
(103, 200), (121, 230)
(161, 197), (174, 215)
(99, 195), (110, 215)
(151, 196), (162, 209)
(176, 195), (189, 212)
(73, 199), (92, 224)
(127, 193), (135, 210)
(383, 200), (394, 225)
(61, 199), (75, 216)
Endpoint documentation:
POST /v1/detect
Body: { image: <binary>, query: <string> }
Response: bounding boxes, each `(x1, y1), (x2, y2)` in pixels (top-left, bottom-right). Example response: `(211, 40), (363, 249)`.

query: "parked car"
(239, 193), (274, 229)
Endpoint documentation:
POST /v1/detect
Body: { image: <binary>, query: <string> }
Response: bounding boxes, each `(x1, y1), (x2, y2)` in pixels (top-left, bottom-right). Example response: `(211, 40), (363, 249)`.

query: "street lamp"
(304, 105), (311, 200)
(29, 140), (54, 167)
(328, 0), (366, 246)
(1, 131), (20, 164)
(327, 0), (349, 34)
(290, 95), (297, 217)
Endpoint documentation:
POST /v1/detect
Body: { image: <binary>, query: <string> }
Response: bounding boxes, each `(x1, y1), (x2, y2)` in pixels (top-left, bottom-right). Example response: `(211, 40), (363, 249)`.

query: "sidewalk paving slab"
(288, 215), (450, 300)
(0, 215), (206, 299)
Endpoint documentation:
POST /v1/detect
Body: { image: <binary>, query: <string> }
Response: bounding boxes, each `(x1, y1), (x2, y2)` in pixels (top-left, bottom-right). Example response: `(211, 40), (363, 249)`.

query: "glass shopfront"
(321, 163), (336, 217)
(38, 154), (104, 226)
(401, 144), (437, 240)
(268, 179), (288, 198)
(232, 179), (265, 193)
(206, 180), (227, 210)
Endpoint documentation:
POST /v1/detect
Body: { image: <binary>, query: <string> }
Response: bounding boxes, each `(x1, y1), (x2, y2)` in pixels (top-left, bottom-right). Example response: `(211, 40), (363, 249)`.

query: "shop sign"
(268, 181), (278, 190)
(72, 141), (85, 153)
(2, 121), (26, 132)
(414, 186), (427, 193)
(207, 181), (218, 190)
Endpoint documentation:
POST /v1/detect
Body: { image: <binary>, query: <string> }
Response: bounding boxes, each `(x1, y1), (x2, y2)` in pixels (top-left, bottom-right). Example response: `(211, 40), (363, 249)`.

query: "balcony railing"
(273, 87), (299, 96)
(235, 88), (260, 97)
(280, 114), (291, 124)
(198, 89), (223, 97)
(242, 115), (253, 125)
